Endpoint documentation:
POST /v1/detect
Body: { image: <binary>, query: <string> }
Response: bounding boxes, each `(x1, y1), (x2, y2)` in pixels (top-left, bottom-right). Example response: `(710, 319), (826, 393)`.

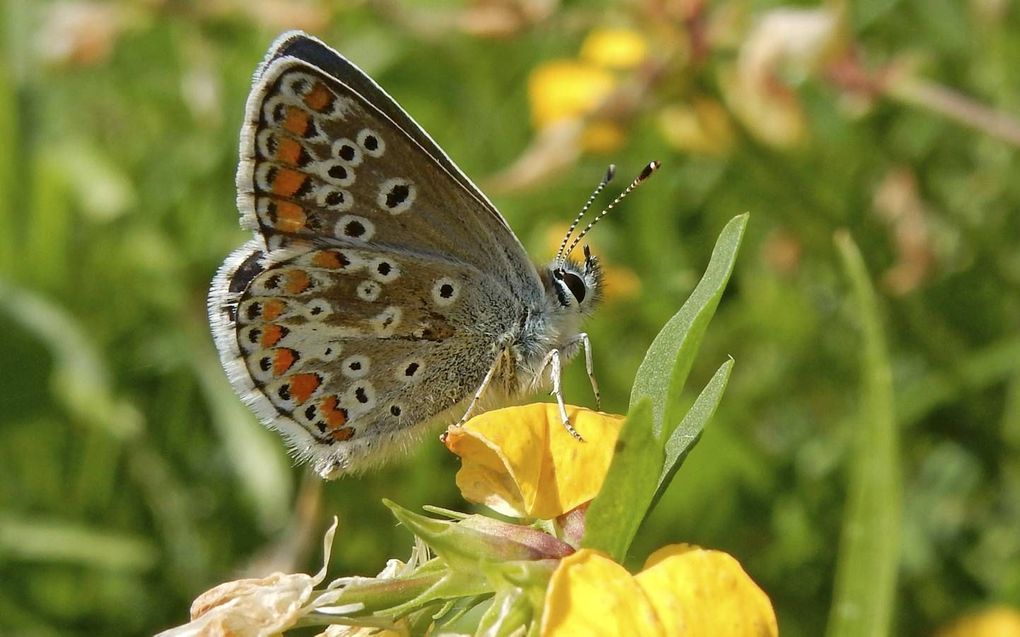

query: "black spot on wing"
(229, 251), (266, 293)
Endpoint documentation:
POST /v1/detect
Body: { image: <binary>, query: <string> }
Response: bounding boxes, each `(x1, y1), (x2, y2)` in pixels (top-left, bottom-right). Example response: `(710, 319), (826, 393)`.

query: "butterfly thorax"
(498, 256), (602, 395)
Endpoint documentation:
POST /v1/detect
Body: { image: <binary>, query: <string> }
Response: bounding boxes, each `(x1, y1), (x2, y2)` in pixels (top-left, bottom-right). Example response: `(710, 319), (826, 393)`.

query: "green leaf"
(629, 213), (748, 437)
(652, 358), (734, 506)
(580, 399), (662, 561)
(826, 231), (901, 637)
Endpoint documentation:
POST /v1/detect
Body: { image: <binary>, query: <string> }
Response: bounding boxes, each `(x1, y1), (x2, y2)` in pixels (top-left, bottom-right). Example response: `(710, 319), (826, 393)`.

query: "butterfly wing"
(211, 241), (507, 476)
(258, 31), (512, 228)
(210, 34), (538, 476)
(236, 33), (539, 292)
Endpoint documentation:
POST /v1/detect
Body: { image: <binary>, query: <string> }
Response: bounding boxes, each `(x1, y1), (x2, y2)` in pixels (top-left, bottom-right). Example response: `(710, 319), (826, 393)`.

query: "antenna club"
(638, 160), (661, 181)
(604, 164), (617, 182)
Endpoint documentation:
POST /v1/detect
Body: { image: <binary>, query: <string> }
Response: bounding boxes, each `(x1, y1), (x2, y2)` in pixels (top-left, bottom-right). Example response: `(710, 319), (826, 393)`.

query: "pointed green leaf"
(826, 231), (901, 637)
(652, 358), (734, 506)
(580, 399), (661, 561)
(629, 214), (747, 436)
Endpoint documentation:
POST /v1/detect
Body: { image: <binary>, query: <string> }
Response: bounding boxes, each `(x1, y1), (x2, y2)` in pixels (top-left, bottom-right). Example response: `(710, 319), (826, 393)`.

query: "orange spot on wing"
(331, 426), (355, 441)
(261, 324), (285, 347)
(284, 269), (311, 294)
(262, 299), (286, 320)
(283, 106), (310, 136)
(311, 250), (350, 269)
(272, 348), (298, 376)
(304, 83), (333, 112)
(275, 137), (303, 165)
(272, 168), (308, 197)
(320, 395), (348, 428)
(274, 201), (306, 232)
(289, 373), (321, 404)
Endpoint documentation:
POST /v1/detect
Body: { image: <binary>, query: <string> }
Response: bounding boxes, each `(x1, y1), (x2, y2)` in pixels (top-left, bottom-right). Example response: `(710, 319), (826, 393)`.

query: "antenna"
(561, 161), (660, 260)
(556, 165), (616, 265)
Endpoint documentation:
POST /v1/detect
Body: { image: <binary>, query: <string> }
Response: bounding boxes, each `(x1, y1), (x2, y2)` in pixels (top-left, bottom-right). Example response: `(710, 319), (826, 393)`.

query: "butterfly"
(209, 31), (657, 478)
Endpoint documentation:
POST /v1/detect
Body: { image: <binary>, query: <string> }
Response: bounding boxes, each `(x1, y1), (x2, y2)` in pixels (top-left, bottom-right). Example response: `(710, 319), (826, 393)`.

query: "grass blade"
(827, 231), (901, 637)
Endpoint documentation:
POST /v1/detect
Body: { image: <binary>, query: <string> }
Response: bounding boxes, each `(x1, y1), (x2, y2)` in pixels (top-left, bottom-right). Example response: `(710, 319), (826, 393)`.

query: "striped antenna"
(556, 165), (617, 265)
(561, 161), (660, 260)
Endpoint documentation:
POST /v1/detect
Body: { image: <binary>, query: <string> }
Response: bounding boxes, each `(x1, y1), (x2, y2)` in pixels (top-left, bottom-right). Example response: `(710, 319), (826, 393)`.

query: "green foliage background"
(2, 1), (1019, 635)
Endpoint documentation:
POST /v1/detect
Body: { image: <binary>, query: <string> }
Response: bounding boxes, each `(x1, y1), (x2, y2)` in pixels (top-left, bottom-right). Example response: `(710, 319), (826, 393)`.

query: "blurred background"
(2, 0), (1019, 635)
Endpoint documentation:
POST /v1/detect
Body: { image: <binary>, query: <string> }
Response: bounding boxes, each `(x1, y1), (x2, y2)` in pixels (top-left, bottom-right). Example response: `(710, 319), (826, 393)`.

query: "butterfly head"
(546, 245), (603, 314)
(543, 161), (659, 316)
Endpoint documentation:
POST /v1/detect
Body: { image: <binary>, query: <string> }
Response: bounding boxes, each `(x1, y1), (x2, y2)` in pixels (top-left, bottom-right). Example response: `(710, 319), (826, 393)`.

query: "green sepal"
(384, 500), (573, 570)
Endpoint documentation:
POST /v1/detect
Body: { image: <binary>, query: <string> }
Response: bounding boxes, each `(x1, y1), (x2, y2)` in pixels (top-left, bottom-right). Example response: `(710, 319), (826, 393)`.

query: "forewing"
(258, 32), (505, 218)
(236, 43), (540, 294)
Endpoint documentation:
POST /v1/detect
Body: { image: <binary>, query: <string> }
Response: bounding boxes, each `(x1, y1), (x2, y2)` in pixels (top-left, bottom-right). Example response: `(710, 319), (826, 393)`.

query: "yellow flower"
(602, 263), (641, 301)
(540, 547), (778, 636)
(528, 60), (615, 130)
(937, 606), (1020, 637)
(526, 28), (649, 155)
(444, 404), (624, 520)
(580, 27), (649, 70)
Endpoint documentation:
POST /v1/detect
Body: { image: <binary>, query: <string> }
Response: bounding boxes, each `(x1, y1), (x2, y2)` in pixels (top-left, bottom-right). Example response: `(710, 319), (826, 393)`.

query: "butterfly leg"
(576, 332), (601, 410)
(456, 352), (502, 426)
(546, 349), (584, 441)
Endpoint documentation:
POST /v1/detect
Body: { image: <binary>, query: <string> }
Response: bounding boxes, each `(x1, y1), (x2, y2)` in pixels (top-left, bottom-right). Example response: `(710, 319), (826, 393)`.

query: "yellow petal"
(580, 27), (649, 70)
(445, 404), (624, 519)
(635, 544), (778, 637)
(541, 549), (663, 636)
(528, 60), (615, 129)
(937, 606), (1020, 637)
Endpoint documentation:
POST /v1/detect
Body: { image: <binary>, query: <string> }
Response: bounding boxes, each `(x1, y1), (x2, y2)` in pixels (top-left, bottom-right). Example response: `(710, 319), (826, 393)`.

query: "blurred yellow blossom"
(529, 60), (615, 129)
(658, 97), (736, 156)
(580, 27), (649, 70)
(602, 262), (641, 301)
(527, 27), (649, 155)
(540, 546), (778, 636)
(937, 606), (1020, 637)
(444, 404), (624, 520)
(581, 120), (627, 154)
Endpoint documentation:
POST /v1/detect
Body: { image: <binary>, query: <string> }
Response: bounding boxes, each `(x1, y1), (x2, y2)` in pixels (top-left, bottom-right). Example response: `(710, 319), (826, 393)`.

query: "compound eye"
(562, 271), (587, 304)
